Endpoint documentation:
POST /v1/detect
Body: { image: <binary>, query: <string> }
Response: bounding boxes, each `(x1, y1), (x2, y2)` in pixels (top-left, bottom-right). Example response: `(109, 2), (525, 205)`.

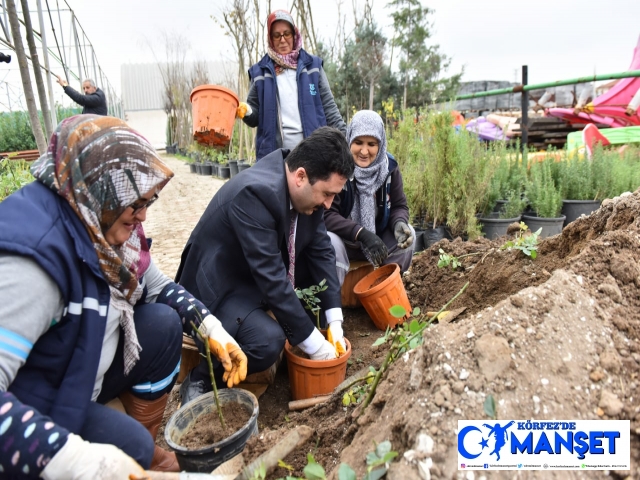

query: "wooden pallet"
(510, 117), (609, 150)
(0, 149), (40, 161)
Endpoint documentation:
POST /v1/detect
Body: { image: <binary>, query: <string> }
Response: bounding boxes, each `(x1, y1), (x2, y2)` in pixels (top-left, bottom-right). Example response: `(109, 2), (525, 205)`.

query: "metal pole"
(2, 5), (11, 42)
(520, 65), (528, 152)
(54, 0), (68, 78)
(36, 0), (57, 127)
(71, 13), (81, 88)
(454, 69), (640, 100)
(6, 82), (12, 111)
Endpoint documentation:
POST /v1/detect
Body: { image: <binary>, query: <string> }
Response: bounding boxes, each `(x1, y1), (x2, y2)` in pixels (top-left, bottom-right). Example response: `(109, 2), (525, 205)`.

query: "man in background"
(57, 75), (107, 115)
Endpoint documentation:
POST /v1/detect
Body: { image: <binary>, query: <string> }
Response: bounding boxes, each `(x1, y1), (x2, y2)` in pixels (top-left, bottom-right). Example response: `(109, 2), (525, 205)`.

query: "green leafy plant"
(359, 284), (468, 413)
(342, 367), (376, 407)
(0, 158), (34, 202)
(484, 394), (497, 420)
(499, 188), (527, 219)
(500, 221), (541, 259)
(437, 248), (461, 270)
(437, 249), (480, 270)
(527, 159), (562, 218)
(337, 441), (398, 480)
(295, 279), (328, 330)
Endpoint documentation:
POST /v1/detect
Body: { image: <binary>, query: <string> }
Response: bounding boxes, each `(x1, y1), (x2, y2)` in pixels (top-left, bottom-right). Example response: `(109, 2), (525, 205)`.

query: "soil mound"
(338, 191), (640, 479)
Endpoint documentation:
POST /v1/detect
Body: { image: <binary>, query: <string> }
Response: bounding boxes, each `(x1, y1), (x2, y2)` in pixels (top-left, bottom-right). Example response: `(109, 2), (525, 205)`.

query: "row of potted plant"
(387, 109), (640, 244)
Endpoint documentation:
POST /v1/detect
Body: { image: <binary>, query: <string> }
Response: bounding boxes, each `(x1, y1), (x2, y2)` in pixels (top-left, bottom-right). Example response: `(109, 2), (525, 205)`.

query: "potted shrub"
(478, 188), (526, 240)
(284, 281), (351, 400)
(440, 115), (500, 240)
(522, 159), (565, 238)
(554, 148), (602, 226)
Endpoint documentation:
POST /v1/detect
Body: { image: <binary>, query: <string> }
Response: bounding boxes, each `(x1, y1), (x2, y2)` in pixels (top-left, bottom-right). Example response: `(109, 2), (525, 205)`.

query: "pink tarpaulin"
(547, 35), (640, 128)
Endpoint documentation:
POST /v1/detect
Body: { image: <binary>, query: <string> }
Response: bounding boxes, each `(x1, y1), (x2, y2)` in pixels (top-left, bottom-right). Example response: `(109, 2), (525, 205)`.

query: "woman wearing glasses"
(238, 9), (346, 160)
(0, 115), (247, 479)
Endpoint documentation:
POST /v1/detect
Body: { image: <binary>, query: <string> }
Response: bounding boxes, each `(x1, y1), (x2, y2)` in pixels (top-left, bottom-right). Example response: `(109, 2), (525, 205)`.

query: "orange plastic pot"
(190, 85), (239, 147)
(284, 338), (351, 401)
(353, 263), (411, 330)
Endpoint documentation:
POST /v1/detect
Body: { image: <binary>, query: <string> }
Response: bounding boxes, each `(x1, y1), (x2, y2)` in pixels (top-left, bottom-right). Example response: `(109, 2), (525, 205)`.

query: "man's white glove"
(298, 328), (338, 360)
(328, 321), (346, 352)
(41, 433), (145, 480)
(309, 340), (339, 360)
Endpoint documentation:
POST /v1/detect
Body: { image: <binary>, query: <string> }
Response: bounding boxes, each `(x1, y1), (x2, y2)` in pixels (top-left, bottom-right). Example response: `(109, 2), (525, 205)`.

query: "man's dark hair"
(285, 126), (354, 184)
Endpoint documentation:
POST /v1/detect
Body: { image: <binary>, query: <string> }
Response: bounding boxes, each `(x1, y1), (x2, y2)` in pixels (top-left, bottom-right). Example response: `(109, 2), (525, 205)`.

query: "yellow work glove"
(41, 433), (145, 480)
(327, 321), (346, 356)
(202, 315), (248, 387)
(236, 102), (251, 119)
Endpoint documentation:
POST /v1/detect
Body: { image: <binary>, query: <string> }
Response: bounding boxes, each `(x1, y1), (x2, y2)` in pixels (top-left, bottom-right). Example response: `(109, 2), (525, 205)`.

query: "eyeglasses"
(128, 193), (158, 215)
(271, 31), (293, 41)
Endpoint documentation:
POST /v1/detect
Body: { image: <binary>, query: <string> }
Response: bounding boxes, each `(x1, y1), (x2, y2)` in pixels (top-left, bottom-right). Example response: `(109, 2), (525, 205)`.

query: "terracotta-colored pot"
(190, 85), (239, 147)
(353, 263), (411, 330)
(284, 338), (351, 401)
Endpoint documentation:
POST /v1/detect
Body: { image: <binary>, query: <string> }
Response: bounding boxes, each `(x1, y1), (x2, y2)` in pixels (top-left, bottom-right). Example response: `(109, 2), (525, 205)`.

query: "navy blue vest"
(339, 154), (399, 234)
(249, 50), (327, 159)
(0, 182), (110, 433)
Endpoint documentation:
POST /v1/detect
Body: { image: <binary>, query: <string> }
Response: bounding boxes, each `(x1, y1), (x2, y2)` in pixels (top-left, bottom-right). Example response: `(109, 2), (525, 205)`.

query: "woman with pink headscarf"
(238, 9), (346, 160)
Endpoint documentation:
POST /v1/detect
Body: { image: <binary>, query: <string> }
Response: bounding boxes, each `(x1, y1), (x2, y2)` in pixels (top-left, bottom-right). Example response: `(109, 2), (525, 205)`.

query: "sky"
(2, 0), (640, 107)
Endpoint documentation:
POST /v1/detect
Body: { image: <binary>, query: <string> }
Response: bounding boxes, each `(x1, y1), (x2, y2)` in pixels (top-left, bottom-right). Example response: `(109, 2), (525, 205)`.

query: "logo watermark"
(457, 420), (630, 470)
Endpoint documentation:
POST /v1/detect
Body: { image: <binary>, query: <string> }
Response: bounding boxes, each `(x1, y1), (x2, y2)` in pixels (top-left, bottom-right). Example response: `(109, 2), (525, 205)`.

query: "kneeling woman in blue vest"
(237, 9), (346, 160)
(324, 110), (415, 285)
(0, 115), (247, 479)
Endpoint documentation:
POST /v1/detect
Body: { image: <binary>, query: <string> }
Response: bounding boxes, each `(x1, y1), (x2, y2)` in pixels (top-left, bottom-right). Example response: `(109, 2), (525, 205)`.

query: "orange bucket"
(284, 338), (351, 401)
(190, 85), (239, 147)
(353, 263), (411, 330)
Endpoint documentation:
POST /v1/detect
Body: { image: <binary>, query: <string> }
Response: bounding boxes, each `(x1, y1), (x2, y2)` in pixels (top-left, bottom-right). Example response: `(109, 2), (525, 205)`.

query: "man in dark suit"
(176, 127), (354, 404)
(56, 76), (108, 115)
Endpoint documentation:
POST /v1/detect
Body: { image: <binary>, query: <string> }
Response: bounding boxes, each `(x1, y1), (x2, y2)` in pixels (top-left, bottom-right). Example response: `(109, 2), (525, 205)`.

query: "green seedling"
(190, 320), (225, 429)
(360, 284), (469, 413)
(437, 249), (481, 270)
(500, 221), (542, 259)
(484, 394), (497, 420)
(437, 249), (461, 270)
(295, 279), (328, 330)
(338, 440), (398, 480)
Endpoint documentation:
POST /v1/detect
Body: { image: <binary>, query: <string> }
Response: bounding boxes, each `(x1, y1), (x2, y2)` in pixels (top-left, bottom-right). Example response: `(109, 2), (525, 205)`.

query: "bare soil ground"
(150, 155), (639, 479)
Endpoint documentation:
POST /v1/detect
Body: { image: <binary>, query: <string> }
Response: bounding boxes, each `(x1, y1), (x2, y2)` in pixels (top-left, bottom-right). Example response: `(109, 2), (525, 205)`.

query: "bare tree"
(290, 0), (318, 54)
(217, 0), (257, 159)
(20, 0), (52, 137)
(6, 0), (47, 153)
(149, 32), (192, 149)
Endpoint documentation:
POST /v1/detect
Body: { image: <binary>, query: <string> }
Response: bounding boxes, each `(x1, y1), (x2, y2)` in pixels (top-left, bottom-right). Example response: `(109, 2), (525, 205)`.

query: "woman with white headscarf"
(325, 110), (415, 285)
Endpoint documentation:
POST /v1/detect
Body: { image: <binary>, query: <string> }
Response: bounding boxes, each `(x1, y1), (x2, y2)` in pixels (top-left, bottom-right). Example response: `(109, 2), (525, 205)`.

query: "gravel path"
(144, 155), (225, 278)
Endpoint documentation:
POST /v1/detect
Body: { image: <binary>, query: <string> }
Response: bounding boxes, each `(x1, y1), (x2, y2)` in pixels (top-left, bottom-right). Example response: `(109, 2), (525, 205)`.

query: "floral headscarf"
(31, 114), (174, 374)
(266, 9), (303, 74)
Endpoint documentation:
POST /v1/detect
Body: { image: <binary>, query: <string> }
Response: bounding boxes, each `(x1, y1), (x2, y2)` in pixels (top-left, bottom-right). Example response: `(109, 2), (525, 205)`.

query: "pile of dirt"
(337, 191), (640, 479)
(241, 191), (640, 479)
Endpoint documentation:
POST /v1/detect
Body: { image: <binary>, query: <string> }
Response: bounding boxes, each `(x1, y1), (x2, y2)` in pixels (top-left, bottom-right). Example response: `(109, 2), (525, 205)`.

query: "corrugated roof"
(121, 61), (238, 111)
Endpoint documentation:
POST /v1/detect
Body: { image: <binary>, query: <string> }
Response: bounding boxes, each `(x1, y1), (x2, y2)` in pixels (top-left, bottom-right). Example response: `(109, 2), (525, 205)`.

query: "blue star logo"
(479, 437), (489, 449)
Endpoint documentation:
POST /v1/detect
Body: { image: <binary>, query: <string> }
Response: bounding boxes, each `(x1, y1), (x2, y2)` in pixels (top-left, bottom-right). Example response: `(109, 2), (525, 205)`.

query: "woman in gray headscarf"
(324, 110), (415, 285)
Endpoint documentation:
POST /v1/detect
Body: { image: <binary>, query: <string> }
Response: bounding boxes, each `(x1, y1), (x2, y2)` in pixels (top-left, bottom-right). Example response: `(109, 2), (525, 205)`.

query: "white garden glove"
(298, 328), (338, 360)
(328, 321), (346, 354)
(202, 315), (248, 387)
(41, 433), (145, 480)
(309, 340), (340, 360)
